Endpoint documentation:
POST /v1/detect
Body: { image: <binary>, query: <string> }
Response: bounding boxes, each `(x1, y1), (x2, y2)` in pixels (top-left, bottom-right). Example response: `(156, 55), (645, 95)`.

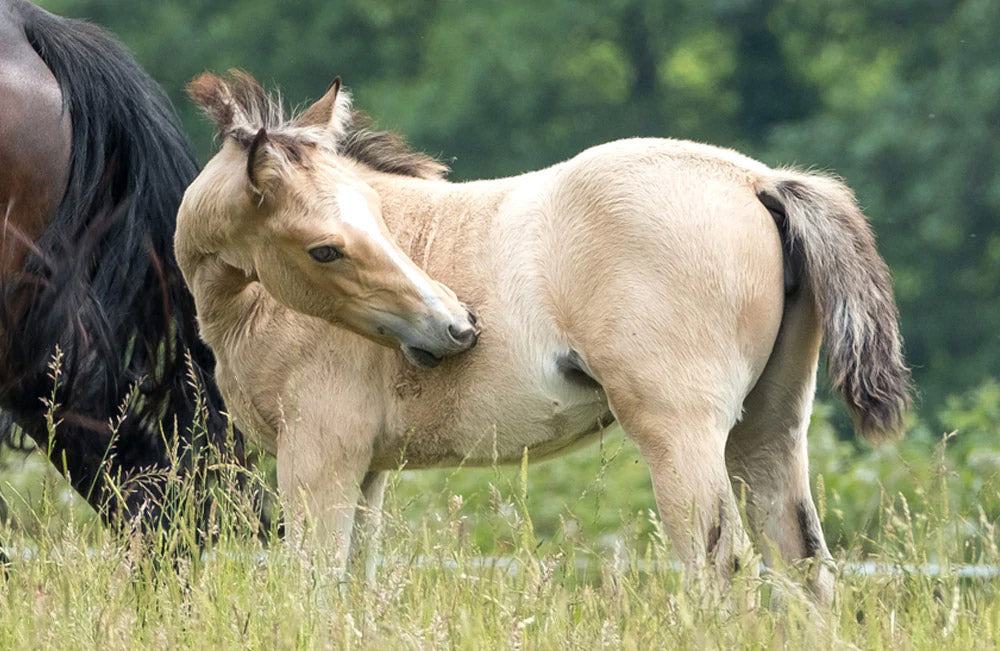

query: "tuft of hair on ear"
(187, 69), (280, 141)
(187, 72), (236, 137)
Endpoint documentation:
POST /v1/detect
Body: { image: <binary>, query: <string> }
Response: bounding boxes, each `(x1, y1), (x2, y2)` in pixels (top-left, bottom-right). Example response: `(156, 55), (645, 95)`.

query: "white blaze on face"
(335, 185), (444, 308)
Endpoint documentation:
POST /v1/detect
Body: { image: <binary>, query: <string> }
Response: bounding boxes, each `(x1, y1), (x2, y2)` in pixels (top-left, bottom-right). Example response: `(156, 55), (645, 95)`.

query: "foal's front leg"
(351, 471), (388, 583)
(277, 421), (373, 573)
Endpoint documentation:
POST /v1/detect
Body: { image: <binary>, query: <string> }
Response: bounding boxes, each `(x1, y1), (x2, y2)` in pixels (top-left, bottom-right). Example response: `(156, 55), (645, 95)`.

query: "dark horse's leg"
(0, 1), (261, 545)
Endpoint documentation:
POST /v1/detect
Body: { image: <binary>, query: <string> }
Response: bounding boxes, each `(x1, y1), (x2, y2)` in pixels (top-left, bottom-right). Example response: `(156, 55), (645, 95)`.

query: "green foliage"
(762, 0), (1000, 404)
(394, 428), (655, 554)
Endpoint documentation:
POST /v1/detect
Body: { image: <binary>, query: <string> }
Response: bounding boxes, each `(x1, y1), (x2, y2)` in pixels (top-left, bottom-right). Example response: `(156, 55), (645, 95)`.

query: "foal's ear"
(246, 128), (284, 200)
(294, 77), (352, 137)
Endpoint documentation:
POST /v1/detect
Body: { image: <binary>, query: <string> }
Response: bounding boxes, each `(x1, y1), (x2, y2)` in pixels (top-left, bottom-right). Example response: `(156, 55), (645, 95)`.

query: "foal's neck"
(358, 172), (443, 253)
(358, 168), (511, 263)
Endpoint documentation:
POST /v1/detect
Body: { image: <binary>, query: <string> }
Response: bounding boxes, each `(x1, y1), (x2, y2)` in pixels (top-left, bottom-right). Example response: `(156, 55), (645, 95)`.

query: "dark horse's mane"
(1, 1), (239, 532)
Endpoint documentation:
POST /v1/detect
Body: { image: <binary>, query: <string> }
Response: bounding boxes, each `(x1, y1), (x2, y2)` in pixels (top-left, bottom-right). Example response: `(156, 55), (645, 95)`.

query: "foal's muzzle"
(399, 307), (479, 368)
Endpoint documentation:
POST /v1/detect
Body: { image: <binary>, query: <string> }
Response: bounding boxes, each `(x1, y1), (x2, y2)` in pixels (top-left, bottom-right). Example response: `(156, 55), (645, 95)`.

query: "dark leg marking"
(707, 498), (725, 557)
(707, 522), (722, 558)
(556, 350), (602, 390)
(797, 502), (824, 559)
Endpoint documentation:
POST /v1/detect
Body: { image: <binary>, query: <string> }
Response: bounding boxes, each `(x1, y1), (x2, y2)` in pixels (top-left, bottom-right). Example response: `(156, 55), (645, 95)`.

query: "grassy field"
(1, 401), (999, 649)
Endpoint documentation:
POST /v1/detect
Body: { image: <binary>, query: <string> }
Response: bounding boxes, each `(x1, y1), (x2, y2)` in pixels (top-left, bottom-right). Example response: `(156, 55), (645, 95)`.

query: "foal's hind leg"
(725, 292), (834, 604)
(595, 359), (756, 590)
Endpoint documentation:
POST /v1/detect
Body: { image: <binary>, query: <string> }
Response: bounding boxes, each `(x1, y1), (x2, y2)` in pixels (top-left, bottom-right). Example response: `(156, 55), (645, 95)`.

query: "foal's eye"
(308, 245), (342, 263)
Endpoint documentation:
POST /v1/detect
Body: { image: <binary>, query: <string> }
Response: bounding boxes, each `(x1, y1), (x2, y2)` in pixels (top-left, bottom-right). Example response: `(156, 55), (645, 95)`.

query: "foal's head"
(180, 71), (478, 367)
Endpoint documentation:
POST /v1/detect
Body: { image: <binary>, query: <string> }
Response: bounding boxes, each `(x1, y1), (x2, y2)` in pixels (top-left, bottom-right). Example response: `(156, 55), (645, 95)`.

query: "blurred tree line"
(37, 0), (1000, 430)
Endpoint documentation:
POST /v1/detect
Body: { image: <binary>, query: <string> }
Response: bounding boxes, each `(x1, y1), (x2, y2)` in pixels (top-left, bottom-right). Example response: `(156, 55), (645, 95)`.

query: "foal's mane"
(188, 70), (449, 180)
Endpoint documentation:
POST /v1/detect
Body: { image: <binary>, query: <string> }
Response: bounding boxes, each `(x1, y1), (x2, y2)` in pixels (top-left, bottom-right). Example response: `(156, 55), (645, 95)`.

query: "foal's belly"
(505, 353), (615, 462)
(372, 350), (613, 470)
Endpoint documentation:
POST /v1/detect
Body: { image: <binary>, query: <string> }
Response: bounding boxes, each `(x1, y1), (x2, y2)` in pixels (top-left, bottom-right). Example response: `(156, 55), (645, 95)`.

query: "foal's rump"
(537, 141), (782, 431)
(544, 138), (908, 441)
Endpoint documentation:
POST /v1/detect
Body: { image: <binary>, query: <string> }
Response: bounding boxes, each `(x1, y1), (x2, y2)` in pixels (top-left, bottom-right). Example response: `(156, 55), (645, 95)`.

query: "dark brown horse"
(0, 0), (247, 551)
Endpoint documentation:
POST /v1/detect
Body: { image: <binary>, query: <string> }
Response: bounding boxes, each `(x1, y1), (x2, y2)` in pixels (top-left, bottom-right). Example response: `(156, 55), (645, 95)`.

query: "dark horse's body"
(0, 0), (239, 539)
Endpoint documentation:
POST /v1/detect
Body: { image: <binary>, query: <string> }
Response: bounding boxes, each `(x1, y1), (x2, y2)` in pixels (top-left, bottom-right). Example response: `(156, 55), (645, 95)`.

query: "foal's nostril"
(448, 323), (478, 346)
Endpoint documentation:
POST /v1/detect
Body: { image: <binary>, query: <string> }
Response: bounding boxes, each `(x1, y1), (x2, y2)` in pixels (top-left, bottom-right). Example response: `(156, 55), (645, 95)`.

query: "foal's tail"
(756, 171), (912, 443)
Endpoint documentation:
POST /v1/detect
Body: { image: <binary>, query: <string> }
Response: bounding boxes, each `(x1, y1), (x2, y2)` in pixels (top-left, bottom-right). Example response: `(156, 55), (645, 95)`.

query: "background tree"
(37, 0), (1000, 430)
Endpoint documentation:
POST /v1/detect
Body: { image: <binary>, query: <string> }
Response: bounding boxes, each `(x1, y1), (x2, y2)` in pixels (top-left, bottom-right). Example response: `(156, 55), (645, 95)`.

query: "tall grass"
(1, 382), (998, 648)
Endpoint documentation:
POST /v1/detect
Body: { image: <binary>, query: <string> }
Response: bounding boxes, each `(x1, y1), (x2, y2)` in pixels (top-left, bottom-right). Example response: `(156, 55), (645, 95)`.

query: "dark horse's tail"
(2, 1), (244, 535)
